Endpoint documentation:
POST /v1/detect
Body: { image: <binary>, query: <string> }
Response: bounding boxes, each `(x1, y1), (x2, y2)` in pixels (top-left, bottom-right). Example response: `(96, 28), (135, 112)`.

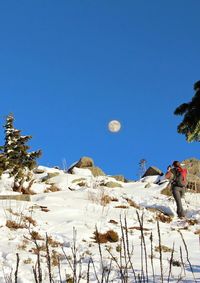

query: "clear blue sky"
(0, 1), (199, 179)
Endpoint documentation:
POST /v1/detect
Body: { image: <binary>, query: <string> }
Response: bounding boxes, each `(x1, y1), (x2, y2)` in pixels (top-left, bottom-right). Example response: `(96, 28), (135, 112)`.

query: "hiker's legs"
(172, 187), (185, 218)
(180, 187), (185, 198)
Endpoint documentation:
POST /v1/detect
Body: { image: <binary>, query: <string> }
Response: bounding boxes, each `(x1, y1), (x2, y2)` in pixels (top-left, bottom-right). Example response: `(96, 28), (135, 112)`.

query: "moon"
(108, 120), (121, 133)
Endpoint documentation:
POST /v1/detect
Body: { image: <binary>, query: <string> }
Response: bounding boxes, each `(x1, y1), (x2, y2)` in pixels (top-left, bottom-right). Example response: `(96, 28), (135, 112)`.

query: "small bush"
(48, 185), (60, 192)
(156, 213), (173, 223)
(30, 231), (44, 240)
(6, 220), (25, 230)
(93, 229), (119, 243)
(100, 194), (111, 206)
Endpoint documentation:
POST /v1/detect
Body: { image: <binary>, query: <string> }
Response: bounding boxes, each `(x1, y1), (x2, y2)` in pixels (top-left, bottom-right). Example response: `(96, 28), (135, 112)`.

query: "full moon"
(108, 120), (121, 133)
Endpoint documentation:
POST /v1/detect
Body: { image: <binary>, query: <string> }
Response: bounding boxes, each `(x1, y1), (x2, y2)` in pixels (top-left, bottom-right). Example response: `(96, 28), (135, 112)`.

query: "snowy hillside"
(0, 166), (200, 282)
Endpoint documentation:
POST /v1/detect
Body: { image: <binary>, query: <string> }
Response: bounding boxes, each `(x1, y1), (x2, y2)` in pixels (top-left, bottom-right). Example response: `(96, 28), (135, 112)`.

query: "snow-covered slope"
(0, 166), (200, 282)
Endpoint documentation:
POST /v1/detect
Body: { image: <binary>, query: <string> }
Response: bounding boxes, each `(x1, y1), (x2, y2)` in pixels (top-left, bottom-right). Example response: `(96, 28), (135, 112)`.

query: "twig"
(136, 211), (148, 282)
(14, 253), (20, 283)
(167, 242), (174, 282)
(157, 220), (163, 283)
(150, 232), (155, 282)
(45, 233), (52, 282)
(179, 231), (197, 283)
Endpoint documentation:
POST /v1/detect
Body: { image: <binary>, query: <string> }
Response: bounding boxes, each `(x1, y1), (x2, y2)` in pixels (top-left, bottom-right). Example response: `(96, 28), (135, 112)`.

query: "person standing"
(165, 161), (187, 218)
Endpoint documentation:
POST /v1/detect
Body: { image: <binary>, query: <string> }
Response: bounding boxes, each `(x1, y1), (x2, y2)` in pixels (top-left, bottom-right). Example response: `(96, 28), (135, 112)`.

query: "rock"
(142, 166), (163, 177)
(144, 183), (151, 188)
(87, 166), (105, 177)
(33, 168), (45, 174)
(182, 158), (200, 192)
(100, 181), (122, 188)
(68, 157), (105, 176)
(47, 172), (60, 179)
(111, 175), (127, 182)
(0, 194), (31, 201)
(69, 157), (94, 172)
(182, 158), (200, 176)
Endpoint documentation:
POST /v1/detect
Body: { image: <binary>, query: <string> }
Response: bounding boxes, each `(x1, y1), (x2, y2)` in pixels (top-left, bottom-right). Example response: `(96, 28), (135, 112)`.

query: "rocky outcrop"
(68, 157), (105, 177)
(182, 158), (200, 192)
(142, 166), (163, 177)
(111, 175), (128, 183)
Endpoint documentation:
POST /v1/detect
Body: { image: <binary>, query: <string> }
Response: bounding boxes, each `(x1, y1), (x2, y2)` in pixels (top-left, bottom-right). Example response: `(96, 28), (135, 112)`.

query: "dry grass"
(6, 220), (25, 229)
(187, 218), (198, 225)
(48, 185), (60, 192)
(194, 229), (200, 235)
(47, 236), (62, 248)
(155, 245), (173, 253)
(93, 229), (119, 243)
(100, 194), (112, 206)
(88, 189), (112, 206)
(31, 244), (46, 254)
(24, 216), (37, 226)
(124, 197), (140, 209)
(18, 239), (29, 250)
(155, 213), (173, 223)
(30, 231), (44, 241)
(51, 250), (62, 266)
(115, 205), (129, 209)
(6, 208), (20, 216)
(23, 258), (33, 264)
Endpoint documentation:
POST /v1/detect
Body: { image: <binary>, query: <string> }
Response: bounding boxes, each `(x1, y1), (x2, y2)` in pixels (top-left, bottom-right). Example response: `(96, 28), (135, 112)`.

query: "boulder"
(142, 166), (163, 177)
(182, 158), (200, 192)
(68, 157), (94, 173)
(68, 157), (105, 176)
(111, 175), (127, 182)
(75, 157), (94, 168)
(88, 166), (105, 177)
(182, 158), (200, 176)
(100, 181), (122, 188)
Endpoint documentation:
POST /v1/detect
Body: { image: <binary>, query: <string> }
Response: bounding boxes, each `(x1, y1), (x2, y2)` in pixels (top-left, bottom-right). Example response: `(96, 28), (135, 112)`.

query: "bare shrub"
(6, 220), (25, 229)
(46, 236), (62, 248)
(93, 229), (119, 243)
(124, 197), (140, 209)
(100, 194), (111, 206)
(30, 231), (44, 241)
(156, 213), (173, 223)
(88, 188), (112, 206)
(48, 185), (60, 192)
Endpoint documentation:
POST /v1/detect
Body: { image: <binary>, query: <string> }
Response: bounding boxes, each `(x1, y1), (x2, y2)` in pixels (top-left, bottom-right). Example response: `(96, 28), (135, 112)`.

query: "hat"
(172, 161), (180, 167)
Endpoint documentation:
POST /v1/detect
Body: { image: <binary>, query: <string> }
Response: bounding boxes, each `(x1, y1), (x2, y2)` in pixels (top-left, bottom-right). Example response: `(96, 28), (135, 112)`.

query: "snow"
(0, 166), (199, 282)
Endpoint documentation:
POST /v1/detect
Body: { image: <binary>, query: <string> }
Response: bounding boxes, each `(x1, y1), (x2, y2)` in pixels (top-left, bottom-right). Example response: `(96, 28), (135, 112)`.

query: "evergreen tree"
(174, 80), (200, 142)
(2, 113), (42, 179)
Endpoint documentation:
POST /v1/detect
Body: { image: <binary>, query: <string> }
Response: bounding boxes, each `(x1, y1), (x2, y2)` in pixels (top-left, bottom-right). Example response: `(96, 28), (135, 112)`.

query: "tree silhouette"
(174, 80), (200, 142)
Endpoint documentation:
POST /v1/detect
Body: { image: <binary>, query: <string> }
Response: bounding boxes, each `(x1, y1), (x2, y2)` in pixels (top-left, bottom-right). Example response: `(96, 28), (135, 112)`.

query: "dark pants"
(172, 186), (185, 218)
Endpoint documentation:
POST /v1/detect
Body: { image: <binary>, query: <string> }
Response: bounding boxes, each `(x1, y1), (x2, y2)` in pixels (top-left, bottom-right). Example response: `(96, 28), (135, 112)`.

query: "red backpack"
(174, 167), (187, 187)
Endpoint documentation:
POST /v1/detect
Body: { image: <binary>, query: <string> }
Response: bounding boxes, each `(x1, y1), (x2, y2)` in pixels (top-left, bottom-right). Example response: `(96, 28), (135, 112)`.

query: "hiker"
(165, 161), (187, 218)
